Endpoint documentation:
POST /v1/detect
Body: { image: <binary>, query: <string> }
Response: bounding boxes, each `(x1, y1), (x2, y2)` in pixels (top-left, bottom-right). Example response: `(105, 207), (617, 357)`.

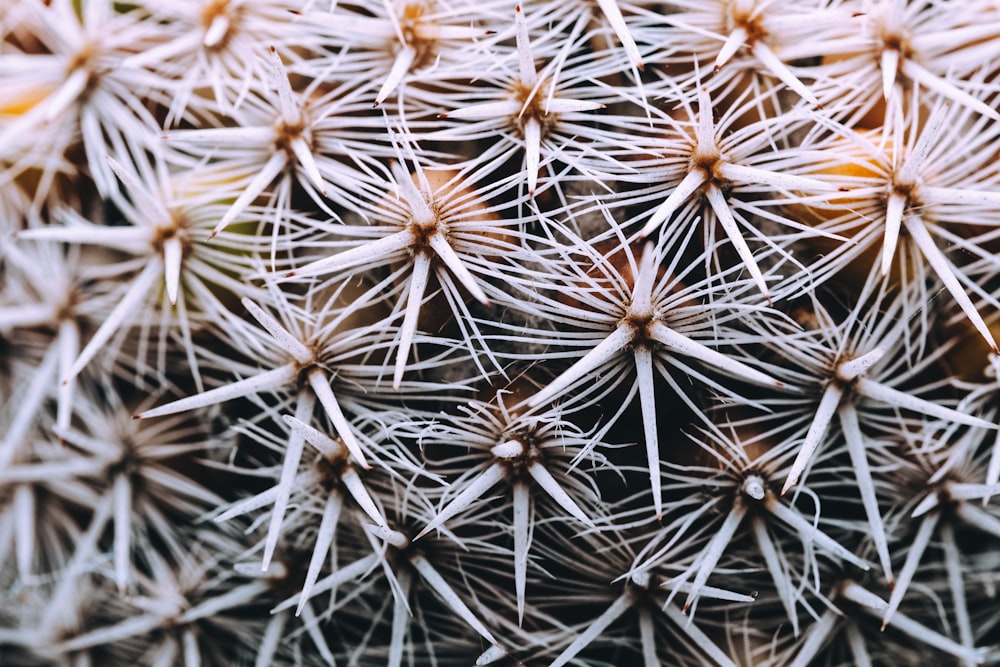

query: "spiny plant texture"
(2, 0), (1000, 665)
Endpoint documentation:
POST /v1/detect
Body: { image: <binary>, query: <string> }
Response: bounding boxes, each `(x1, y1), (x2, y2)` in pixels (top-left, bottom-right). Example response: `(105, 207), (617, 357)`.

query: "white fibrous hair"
(2, 0), (1000, 665)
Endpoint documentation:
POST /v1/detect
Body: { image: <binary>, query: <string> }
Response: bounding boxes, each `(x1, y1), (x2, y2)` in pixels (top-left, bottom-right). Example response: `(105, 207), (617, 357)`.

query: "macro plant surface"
(1, 0), (1000, 665)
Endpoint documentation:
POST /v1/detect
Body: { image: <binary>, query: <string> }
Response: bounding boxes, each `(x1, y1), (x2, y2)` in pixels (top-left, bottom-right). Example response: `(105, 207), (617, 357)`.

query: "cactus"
(2, 0), (1000, 665)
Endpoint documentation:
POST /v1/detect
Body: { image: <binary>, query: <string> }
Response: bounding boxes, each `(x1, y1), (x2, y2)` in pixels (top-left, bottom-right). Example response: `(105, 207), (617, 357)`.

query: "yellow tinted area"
(0, 85), (53, 116)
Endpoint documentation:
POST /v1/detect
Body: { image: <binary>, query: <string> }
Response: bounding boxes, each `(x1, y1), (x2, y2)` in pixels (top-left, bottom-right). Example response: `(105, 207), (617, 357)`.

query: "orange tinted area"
(200, 0), (230, 30)
(401, 1), (427, 22)
(804, 131), (893, 212)
(0, 84), (53, 115)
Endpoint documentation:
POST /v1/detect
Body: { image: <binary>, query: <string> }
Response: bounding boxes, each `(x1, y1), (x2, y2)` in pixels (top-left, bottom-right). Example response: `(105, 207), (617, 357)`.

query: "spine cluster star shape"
(2, 1), (1000, 665)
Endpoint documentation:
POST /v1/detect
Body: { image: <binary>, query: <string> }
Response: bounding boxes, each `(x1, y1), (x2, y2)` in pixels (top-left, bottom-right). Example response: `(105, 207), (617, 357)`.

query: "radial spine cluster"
(2, 0), (1000, 665)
